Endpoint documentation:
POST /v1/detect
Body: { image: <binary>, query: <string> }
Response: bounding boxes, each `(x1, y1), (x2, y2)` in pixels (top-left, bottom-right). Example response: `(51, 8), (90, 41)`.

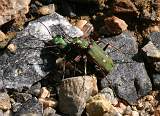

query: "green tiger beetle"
(38, 21), (114, 77)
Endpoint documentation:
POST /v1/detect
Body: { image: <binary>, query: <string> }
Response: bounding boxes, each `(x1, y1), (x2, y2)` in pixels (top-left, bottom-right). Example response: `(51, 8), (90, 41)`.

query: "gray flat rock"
(100, 32), (152, 104)
(0, 12), (83, 91)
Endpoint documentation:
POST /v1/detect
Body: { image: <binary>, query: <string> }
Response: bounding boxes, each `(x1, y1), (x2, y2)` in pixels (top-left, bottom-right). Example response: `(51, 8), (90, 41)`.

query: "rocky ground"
(0, 0), (160, 116)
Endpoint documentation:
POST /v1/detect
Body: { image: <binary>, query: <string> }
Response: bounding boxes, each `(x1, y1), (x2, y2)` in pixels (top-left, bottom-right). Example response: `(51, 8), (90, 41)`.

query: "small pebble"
(131, 111), (139, 116)
(37, 4), (55, 15)
(0, 92), (11, 110)
(7, 44), (17, 53)
(75, 20), (88, 30)
(39, 98), (57, 108)
(0, 31), (6, 42)
(104, 16), (128, 35)
(39, 87), (50, 99)
(145, 95), (154, 101)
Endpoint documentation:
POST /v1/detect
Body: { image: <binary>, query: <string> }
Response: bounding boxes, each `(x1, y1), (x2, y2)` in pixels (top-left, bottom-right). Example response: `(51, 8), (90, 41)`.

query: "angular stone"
(142, 41), (160, 60)
(58, 75), (98, 116)
(15, 97), (43, 116)
(38, 98), (57, 108)
(39, 87), (50, 99)
(104, 16), (128, 36)
(7, 44), (17, 53)
(0, 31), (8, 49)
(0, 92), (11, 110)
(0, 31), (6, 42)
(100, 87), (118, 105)
(37, 4), (55, 15)
(0, 13), (83, 91)
(86, 94), (114, 116)
(100, 32), (152, 104)
(76, 20), (88, 30)
(0, 0), (31, 26)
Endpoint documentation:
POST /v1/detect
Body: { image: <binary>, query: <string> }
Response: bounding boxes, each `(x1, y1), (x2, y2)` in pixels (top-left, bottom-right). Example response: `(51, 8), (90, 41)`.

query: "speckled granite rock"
(100, 32), (152, 104)
(0, 12), (83, 91)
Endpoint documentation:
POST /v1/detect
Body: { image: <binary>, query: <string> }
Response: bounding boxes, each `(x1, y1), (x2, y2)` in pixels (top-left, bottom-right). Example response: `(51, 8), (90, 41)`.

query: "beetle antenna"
(37, 21), (52, 37)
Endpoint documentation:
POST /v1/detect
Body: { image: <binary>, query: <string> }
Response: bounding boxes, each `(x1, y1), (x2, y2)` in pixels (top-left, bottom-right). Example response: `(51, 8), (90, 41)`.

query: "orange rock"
(75, 20), (88, 30)
(104, 16), (128, 35)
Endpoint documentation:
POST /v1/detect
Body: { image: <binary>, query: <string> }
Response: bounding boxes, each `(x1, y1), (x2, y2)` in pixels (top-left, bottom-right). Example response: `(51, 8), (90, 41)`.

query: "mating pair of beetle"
(39, 21), (114, 76)
(52, 33), (114, 75)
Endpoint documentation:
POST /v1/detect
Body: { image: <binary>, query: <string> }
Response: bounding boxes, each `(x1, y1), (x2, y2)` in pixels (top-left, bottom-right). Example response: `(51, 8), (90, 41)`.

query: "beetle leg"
(83, 55), (87, 75)
(62, 61), (66, 80)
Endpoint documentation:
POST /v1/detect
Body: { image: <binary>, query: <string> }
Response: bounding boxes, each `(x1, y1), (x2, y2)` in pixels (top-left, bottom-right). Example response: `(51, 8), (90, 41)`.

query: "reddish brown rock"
(104, 16), (128, 35)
